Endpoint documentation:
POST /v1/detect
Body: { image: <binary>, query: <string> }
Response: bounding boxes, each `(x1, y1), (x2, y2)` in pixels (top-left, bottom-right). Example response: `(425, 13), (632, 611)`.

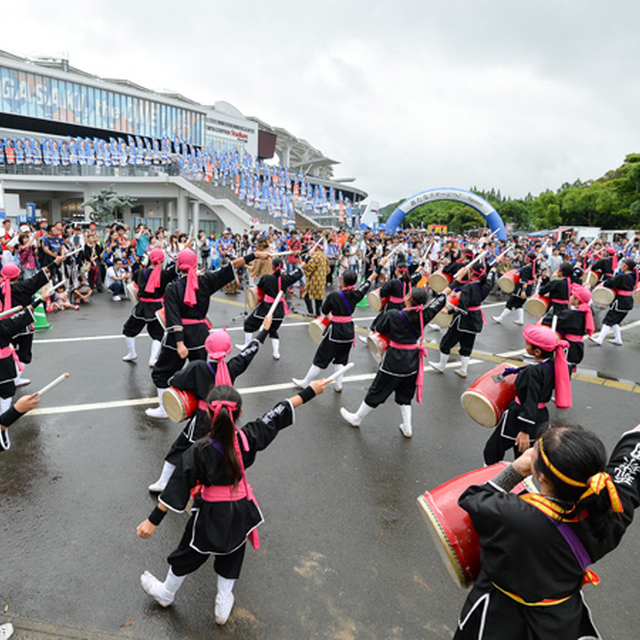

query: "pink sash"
(389, 340), (428, 404)
(0, 345), (24, 372)
(467, 305), (486, 324)
(264, 294), (290, 316)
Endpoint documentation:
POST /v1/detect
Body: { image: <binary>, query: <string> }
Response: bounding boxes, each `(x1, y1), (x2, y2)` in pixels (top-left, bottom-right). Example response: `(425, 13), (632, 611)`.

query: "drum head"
(163, 388), (185, 423)
(416, 495), (469, 588)
(498, 275), (516, 294)
(433, 310), (453, 328)
(429, 272), (449, 293)
(367, 334), (384, 363)
(367, 290), (383, 312)
(246, 288), (258, 310)
(308, 319), (326, 345)
(461, 390), (499, 428)
(592, 287), (615, 307)
(125, 282), (138, 304)
(524, 297), (548, 318)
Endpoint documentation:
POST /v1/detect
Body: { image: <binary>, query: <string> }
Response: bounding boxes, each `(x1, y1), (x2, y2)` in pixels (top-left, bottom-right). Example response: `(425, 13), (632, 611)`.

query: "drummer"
(587, 245), (617, 284)
(454, 422), (640, 640)
(241, 257), (303, 360)
(588, 258), (637, 347)
(340, 287), (447, 438)
(121, 248), (177, 367)
(429, 254), (503, 378)
(541, 283), (594, 372)
(491, 252), (537, 326)
(292, 269), (376, 392)
(483, 324), (572, 465)
(147, 316), (273, 493)
(537, 262), (574, 323)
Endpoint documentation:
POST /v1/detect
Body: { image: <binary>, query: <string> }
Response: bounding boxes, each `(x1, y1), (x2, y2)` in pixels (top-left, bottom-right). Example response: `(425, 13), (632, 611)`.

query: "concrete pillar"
(50, 198), (62, 224)
(190, 200), (200, 237)
(176, 192), (188, 232)
(166, 200), (175, 231)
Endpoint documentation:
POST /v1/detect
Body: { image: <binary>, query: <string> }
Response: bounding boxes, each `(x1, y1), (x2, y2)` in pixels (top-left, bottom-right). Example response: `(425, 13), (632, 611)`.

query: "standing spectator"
(285, 230), (302, 275)
(302, 244), (331, 317)
(196, 230), (210, 270)
(17, 232), (38, 280)
(1, 219), (15, 266)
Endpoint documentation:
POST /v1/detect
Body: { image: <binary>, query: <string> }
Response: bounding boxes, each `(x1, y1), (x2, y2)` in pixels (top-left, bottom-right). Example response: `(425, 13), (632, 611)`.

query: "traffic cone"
(357, 281), (369, 308)
(33, 303), (52, 332)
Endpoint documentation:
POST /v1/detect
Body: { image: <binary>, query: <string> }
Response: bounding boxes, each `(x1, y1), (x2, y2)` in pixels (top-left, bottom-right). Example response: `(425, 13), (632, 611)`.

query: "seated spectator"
(49, 284), (79, 312)
(105, 258), (129, 301)
(72, 274), (93, 305)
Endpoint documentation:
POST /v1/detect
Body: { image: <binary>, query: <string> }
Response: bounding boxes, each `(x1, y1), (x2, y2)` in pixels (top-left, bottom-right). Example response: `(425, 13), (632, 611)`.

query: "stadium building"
(0, 49), (367, 233)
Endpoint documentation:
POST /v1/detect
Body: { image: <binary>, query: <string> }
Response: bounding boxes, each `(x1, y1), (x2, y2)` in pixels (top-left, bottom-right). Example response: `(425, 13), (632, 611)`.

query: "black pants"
(13, 333), (34, 365)
(313, 339), (351, 369)
(364, 370), (416, 407)
(151, 345), (206, 389)
(168, 519), (247, 579)
(244, 313), (283, 338)
(304, 295), (322, 316)
(483, 409), (548, 465)
(439, 320), (477, 357)
(122, 315), (164, 341)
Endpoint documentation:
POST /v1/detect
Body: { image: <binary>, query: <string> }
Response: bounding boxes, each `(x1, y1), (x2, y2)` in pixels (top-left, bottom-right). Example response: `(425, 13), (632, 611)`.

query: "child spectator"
(72, 274), (93, 305)
(49, 284), (79, 312)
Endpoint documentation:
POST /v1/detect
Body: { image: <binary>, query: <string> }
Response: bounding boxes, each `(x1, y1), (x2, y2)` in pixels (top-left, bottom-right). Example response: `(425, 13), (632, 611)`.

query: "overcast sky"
(3, 1), (640, 206)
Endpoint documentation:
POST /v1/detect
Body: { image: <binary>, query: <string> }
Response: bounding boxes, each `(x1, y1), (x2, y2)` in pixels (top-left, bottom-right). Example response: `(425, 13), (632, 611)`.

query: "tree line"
(379, 153), (640, 233)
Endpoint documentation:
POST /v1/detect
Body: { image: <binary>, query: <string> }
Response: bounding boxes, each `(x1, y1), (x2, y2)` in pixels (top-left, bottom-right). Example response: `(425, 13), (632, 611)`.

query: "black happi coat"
(455, 430), (640, 640)
(376, 293), (446, 377)
(129, 265), (177, 321)
(160, 400), (295, 555)
(320, 281), (371, 344)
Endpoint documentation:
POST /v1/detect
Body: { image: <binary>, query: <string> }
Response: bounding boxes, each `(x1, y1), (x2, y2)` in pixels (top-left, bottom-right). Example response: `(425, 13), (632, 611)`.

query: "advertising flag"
(0, 181), (5, 220)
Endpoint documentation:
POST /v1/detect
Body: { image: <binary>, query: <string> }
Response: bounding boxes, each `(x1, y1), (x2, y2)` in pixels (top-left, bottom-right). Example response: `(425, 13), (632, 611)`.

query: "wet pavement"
(1, 287), (639, 639)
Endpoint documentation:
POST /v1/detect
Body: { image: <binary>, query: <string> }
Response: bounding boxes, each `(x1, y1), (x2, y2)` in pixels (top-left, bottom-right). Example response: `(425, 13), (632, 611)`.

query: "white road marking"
(28, 360), (482, 416)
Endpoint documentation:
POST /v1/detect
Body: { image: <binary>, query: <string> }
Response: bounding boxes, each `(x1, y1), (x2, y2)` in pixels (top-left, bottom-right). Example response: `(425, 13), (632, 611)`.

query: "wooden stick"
(36, 372), (70, 397)
(265, 291), (283, 319)
(324, 362), (355, 384)
(0, 305), (22, 320)
(551, 315), (558, 333)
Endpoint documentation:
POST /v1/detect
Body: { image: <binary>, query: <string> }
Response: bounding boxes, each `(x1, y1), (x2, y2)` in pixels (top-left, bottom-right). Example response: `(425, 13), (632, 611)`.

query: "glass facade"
(0, 64), (204, 145)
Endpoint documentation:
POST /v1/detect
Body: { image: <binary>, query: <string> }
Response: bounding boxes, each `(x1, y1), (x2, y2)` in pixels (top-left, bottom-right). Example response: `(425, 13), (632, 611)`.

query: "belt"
(467, 305), (486, 324)
(0, 345), (24, 372)
(491, 582), (573, 607)
(551, 298), (569, 304)
(389, 340), (428, 404)
(617, 290), (632, 296)
(389, 296), (405, 304)
(515, 397), (546, 409)
(564, 334), (584, 342)
(264, 293), (290, 315)
(331, 315), (353, 323)
(138, 297), (162, 303)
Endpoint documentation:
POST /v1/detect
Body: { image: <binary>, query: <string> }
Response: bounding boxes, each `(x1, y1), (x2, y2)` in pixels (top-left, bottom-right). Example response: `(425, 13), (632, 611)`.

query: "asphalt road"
(1, 286), (639, 640)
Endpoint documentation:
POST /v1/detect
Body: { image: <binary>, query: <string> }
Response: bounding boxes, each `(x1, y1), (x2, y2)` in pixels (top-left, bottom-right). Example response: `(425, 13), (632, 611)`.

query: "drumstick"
(323, 362), (355, 384)
(0, 305), (23, 320)
(270, 250), (294, 257)
(35, 372), (70, 397)
(551, 315), (558, 333)
(61, 247), (83, 259)
(265, 291), (283, 319)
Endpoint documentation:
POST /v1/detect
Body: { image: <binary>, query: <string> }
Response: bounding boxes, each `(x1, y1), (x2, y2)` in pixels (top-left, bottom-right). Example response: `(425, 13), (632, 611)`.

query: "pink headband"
(523, 324), (572, 409)
(570, 284), (594, 336)
(205, 329), (233, 386)
(145, 249), (165, 293)
(177, 249), (199, 306)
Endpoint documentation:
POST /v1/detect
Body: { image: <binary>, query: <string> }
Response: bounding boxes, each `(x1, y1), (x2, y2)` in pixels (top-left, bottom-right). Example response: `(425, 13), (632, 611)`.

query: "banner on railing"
(0, 181), (5, 220)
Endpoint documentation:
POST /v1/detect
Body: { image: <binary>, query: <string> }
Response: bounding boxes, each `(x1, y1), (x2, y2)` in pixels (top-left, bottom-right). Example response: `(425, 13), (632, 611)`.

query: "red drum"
(582, 270), (598, 288)
(163, 387), (198, 423)
(125, 281), (139, 304)
(416, 464), (536, 588)
(246, 286), (264, 310)
(433, 293), (461, 328)
(524, 293), (550, 318)
(155, 306), (166, 330)
(367, 331), (390, 363)
(634, 283), (640, 305)
(309, 316), (330, 344)
(497, 269), (520, 294)
(592, 285), (615, 307)
(367, 288), (389, 312)
(461, 364), (517, 428)
(429, 270), (453, 293)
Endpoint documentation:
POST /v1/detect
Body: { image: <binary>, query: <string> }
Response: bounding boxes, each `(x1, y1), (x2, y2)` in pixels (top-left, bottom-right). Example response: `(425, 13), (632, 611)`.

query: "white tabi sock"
(611, 324), (622, 343)
(515, 308), (525, 325)
(430, 352), (449, 373)
(215, 575), (236, 625)
(340, 400), (373, 427)
(333, 363), (344, 391)
(399, 404), (412, 438)
(244, 331), (253, 346)
(145, 388), (169, 418)
(271, 338), (281, 359)
(303, 364), (321, 386)
(597, 324), (611, 344)
(123, 336), (137, 361)
(148, 340), (162, 367)
(140, 567), (185, 607)
(148, 460), (177, 492)
(455, 356), (470, 378)
(494, 307), (511, 322)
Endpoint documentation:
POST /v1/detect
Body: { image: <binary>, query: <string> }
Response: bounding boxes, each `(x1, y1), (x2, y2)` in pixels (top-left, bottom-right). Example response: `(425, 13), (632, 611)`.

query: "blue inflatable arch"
(384, 188), (507, 240)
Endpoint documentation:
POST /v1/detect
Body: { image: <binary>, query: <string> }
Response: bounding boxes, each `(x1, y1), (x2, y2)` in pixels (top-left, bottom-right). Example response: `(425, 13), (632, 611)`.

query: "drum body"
(634, 284), (640, 305)
(416, 464), (536, 588)
(582, 270), (598, 288)
(163, 387), (198, 423)
(367, 288), (389, 313)
(309, 316), (331, 344)
(461, 364), (517, 428)
(126, 282), (139, 304)
(592, 285), (615, 307)
(433, 293), (460, 328)
(246, 286), (264, 310)
(497, 269), (520, 294)
(429, 270), (453, 293)
(367, 331), (390, 363)
(524, 293), (550, 318)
